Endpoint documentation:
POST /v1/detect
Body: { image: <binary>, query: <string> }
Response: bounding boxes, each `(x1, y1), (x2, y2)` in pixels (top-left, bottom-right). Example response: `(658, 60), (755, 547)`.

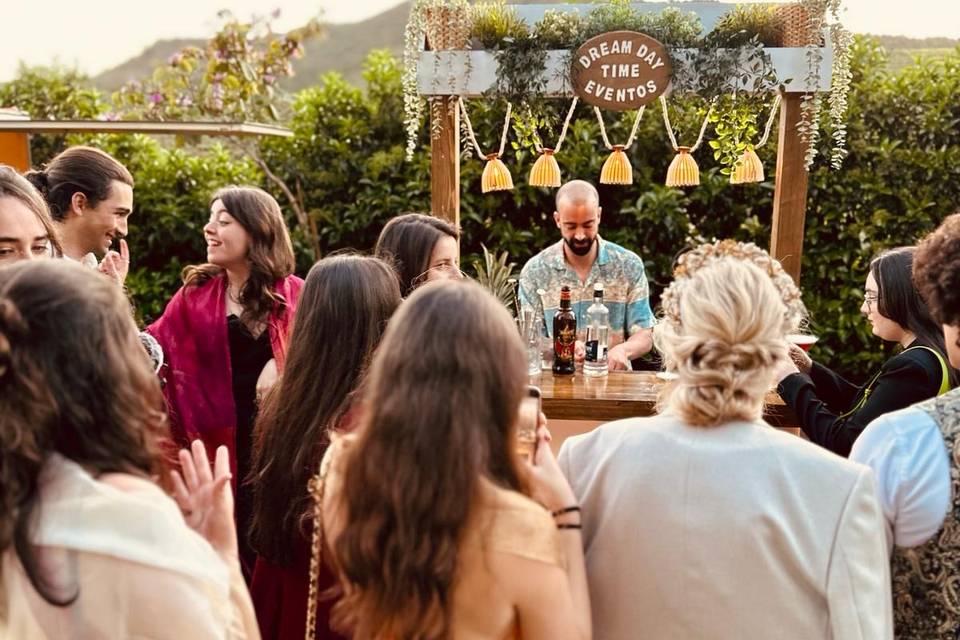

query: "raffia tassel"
(600, 146), (632, 185)
(730, 148), (765, 184)
(529, 149), (562, 188)
(482, 154), (514, 193)
(666, 147), (699, 187)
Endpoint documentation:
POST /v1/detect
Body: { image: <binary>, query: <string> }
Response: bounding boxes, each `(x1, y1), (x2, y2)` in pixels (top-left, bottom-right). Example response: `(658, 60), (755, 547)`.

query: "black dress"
(227, 314), (274, 580)
(778, 341), (948, 457)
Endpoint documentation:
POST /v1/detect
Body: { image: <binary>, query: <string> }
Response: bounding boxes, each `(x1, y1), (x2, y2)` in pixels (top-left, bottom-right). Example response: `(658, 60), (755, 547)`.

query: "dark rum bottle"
(553, 286), (576, 375)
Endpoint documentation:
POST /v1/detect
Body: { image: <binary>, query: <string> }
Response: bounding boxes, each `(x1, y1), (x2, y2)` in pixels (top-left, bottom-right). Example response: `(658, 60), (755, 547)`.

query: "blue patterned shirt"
(518, 237), (654, 343)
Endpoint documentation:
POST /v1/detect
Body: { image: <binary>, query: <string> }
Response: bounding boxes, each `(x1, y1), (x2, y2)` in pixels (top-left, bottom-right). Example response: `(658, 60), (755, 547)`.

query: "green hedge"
(4, 39), (958, 380)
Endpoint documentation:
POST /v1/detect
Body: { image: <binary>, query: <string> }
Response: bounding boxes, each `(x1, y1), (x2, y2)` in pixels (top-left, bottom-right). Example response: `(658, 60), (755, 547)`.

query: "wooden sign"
(572, 31), (672, 111)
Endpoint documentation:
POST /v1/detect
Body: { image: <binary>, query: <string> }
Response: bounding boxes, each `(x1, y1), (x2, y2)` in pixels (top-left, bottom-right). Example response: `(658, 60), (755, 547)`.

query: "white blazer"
(559, 413), (892, 640)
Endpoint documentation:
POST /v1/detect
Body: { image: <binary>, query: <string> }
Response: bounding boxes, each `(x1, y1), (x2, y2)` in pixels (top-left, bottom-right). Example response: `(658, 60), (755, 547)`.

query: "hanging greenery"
(795, 0), (853, 169)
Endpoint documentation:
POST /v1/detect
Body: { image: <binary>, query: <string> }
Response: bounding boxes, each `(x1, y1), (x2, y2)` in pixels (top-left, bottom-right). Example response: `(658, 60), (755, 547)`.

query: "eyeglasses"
(412, 264), (468, 288)
(863, 291), (879, 312)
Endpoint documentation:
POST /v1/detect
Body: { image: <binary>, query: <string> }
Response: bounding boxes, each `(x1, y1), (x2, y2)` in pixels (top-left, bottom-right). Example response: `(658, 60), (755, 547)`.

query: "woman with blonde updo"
(559, 242), (892, 640)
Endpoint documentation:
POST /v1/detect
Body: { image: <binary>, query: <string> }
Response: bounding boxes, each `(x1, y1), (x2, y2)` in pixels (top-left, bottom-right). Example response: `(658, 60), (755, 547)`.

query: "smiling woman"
(777, 246), (957, 456)
(147, 185), (303, 580)
(0, 165), (60, 263)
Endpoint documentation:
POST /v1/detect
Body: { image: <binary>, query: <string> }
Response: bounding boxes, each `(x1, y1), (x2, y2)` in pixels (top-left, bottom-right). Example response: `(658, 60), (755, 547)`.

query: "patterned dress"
(891, 388), (960, 638)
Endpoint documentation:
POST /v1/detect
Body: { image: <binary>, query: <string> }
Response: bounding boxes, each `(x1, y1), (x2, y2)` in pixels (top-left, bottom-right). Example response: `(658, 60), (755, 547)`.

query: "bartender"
(519, 179), (654, 370)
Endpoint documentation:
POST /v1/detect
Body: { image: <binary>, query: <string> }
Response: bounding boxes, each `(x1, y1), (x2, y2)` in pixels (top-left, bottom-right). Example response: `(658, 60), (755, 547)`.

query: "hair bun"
(23, 170), (50, 196)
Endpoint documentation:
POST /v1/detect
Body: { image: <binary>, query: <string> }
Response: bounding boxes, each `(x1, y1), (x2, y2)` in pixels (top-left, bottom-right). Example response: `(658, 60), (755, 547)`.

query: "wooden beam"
(430, 98), (460, 228)
(770, 93), (810, 284)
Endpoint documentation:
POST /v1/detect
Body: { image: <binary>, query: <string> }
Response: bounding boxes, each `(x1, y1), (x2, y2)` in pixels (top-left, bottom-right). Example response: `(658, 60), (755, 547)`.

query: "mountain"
(93, 2), (411, 92)
(93, 4), (958, 92)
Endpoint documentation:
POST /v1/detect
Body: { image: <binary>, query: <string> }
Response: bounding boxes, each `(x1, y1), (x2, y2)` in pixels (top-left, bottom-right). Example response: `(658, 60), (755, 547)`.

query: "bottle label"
(555, 326), (576, 362)
(585, 339), (598, 362)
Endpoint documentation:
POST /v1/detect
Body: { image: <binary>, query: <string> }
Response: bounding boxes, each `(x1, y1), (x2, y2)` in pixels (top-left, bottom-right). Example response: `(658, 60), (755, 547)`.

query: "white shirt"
(850, 405), (952, 552)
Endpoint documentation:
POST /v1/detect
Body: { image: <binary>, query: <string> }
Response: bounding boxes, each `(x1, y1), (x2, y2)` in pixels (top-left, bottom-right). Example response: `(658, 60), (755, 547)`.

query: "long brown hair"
(248, 254), (401, 565)
(23, 145), (133, 222)
(0, 260), (168, 606)
(0, 164), (62, 256)
(374, 213), (459, 296)
(183, 186), (296, 328)
(331, 279), (527, 639)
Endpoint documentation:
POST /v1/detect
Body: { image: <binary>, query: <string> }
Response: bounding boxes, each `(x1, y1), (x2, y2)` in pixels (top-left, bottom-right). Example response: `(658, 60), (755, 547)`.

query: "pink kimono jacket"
(147, 273), (303, 478)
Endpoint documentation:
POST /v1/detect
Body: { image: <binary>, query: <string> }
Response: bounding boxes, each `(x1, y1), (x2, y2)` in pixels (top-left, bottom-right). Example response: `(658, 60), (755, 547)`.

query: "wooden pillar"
(0, 132), (31, 172)
(430, 98), (460, 228)
(770, 93), (810, 284)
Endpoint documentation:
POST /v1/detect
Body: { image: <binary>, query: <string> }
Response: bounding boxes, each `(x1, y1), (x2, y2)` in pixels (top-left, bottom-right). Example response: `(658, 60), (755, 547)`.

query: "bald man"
(519, 180), (653, 370)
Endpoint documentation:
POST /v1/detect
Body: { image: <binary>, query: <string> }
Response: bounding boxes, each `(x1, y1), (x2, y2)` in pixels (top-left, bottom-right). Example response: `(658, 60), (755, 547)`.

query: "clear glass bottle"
(584, 283), (609, 377)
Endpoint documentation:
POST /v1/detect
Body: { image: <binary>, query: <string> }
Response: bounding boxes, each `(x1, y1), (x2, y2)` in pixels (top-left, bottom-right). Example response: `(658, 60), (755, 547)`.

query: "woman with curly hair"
(0, 260), (258, 638)
(778, 246), (956, 457)
(147, 186), (302, 577)
(560, 242), (891, 639)
(321, 280), (590, 640)
(851, 213), (960, 638)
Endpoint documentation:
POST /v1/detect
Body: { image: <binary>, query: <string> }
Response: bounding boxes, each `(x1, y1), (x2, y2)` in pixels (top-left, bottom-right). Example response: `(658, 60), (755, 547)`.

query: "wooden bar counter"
(534, 370), (799, 428)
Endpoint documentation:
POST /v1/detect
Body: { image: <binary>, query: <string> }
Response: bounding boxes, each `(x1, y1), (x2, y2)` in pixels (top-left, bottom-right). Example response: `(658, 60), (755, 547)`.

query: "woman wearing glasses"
(777, 247), (957, 457)
(374, 213), (461, 296)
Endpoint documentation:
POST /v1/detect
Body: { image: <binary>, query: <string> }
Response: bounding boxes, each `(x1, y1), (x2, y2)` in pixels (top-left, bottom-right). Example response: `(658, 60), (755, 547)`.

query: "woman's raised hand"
(170, 440), (239, 561)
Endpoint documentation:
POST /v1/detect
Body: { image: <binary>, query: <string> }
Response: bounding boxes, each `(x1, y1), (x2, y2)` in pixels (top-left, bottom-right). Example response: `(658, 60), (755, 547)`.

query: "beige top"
(0, 454), (259, 640)
(324, 437), (562, 640)
(559, 414), (893, 640)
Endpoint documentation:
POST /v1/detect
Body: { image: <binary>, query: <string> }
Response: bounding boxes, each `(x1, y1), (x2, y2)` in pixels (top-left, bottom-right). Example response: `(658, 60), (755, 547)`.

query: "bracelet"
(551, 506), (581, 518)
(557, 523), (582, 530)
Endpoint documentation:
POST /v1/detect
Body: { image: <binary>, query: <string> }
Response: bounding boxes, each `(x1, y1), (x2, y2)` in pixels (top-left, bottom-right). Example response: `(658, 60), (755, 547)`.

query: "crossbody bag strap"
(906, 345), (951, 396)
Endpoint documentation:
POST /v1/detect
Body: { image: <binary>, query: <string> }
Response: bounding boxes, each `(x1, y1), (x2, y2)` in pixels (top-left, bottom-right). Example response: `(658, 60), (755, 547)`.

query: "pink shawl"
(147, 273), (303, 476)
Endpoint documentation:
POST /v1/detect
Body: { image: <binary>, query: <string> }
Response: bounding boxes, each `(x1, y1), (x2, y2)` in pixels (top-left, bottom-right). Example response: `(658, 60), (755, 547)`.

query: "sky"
(1, 0), (958, 83)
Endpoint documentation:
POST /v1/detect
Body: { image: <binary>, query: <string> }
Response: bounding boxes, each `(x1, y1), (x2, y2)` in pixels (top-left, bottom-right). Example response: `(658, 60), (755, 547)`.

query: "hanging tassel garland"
(459, 98), (514, 193)
(660, 95), (713, 188)
(595, 106), (645, 186)
(666, 147), (700, 187)
(730, 148), (764, 184)
(730, 95), (782, 185)
(529, 149), (561, 188)
(600, 146), (633, 185)
(482, 154), (514, 192)
(529, 98), (579, 188)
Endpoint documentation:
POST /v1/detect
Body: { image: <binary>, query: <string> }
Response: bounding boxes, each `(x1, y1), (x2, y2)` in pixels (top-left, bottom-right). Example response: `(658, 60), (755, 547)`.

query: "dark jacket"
(778, 342), (947, 457)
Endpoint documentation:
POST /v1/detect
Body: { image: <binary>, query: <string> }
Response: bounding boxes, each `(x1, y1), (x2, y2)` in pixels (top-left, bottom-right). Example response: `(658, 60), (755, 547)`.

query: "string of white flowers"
(593, 105), (646, 151)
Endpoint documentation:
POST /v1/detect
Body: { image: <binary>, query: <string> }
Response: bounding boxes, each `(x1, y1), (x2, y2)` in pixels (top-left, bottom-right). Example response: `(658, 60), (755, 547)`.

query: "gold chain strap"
(304, 454), (331, 640)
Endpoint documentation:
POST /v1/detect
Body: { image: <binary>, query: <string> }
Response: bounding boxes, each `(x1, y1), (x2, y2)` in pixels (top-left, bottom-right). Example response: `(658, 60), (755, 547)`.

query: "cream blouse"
(0, 454), (259, 639)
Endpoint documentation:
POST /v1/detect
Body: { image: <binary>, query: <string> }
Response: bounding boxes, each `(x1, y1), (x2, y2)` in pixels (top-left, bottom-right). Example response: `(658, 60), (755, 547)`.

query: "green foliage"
(111, 11), (322, 123)
(706, 4), (781, 48)
(533, 9), (585, 49)
(582, 3), (702, 47)
(0, 65), (105, 164)
(470, 1), (528, 49)
(471, 244), (518, 312)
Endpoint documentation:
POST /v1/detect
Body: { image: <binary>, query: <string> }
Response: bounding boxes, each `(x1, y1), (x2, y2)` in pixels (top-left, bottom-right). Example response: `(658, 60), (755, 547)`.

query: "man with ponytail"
(25, 145), (134, 284)
(559, 241), (892, 640)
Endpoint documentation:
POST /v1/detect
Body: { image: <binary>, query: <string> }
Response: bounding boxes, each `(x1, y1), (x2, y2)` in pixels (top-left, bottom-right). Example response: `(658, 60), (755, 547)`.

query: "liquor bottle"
(584, 283), (610, 377)
(553, 286), (576, 375)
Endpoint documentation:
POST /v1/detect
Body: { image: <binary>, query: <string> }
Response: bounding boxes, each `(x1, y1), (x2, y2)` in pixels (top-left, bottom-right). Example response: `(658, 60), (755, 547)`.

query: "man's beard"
(565, 236), (596, 257)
